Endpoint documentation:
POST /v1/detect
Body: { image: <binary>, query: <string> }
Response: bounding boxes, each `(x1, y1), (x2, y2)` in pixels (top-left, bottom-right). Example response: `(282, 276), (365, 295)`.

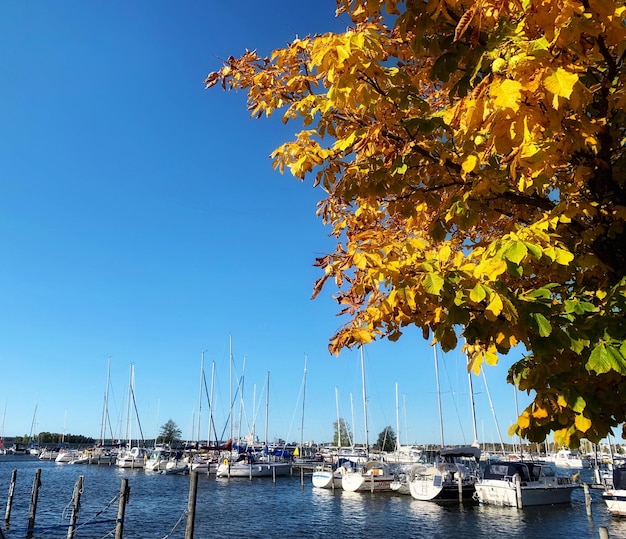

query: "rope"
(72, 492), (120, 529)
(159, 508), (188, 539)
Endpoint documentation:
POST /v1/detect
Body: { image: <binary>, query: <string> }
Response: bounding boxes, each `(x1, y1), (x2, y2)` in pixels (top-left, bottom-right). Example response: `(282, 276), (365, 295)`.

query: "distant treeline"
(12, 433), (96, 445)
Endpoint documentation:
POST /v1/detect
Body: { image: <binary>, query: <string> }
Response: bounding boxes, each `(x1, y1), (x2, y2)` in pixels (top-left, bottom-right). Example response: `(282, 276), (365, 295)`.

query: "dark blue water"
(1, 455), (625, 538)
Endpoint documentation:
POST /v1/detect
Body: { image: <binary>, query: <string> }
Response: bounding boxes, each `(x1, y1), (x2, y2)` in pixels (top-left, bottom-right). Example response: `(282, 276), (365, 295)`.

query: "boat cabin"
(483, 461), (554, 483)
(612, 466), (626, 490)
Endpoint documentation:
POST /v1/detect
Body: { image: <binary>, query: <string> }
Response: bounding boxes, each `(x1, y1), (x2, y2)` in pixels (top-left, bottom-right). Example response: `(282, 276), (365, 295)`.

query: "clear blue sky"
(0, 1), (533, 448)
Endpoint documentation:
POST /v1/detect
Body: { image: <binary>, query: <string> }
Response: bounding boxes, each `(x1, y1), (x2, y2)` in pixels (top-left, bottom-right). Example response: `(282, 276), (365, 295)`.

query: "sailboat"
(312, 387), (346, 489)
(216, 370), (291, 478)
(116, 364), (149, 468)
(0, 402), (6, 455)
(408, 345), (481, 502)
(341, 347), (396, 493)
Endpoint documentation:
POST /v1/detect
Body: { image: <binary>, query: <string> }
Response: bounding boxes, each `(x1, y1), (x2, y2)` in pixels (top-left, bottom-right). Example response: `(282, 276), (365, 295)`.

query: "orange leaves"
(207, 0), (626, 445)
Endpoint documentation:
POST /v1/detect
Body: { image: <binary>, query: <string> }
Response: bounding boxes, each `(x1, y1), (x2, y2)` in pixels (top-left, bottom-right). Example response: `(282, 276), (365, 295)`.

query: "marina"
(0, 454), (624, 538)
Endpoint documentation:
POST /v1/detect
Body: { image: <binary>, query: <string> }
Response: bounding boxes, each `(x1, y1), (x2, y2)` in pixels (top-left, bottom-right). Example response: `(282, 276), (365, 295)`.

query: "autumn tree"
(333, 417), (353, 446)
(206, 0), (626, 448)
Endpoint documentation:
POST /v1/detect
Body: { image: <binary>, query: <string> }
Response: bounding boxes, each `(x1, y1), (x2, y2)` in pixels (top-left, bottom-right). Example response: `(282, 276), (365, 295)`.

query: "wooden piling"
(599, 526), (610, 539)
(4, 469), (17, 527)
(514, 473), (523, 509)
(584, 483), (592, 517)
(66, 475), (84, 539)
(185, 471), (198, 539)
(115, 478), (129, 539)
(458, 473), (463, 503)
(26, 468), (42, 538)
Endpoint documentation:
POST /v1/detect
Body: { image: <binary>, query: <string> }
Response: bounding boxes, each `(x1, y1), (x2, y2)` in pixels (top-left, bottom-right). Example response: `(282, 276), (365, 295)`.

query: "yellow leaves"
(491, 79), (523, 113)
(543, 68), (579, 109)
(575, 414), (592, 433)
(485, 292), (504, 320)
(473, 258), (507, 281)
(353, 251), (368, 270)
(461, 154), (478, 177)
(351, 327), (374, 344)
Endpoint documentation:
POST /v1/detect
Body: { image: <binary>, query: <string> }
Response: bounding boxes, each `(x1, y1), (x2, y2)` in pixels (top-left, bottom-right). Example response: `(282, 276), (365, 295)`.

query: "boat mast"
(335, 387), (341, 446)
(125, 364), (133, 447)
(467, 361), (479, 447)
(300, 354), (308, 451)
(229, 335), (233, 446)
(481, 369), (506, 454)
(360, 346), (370, 455)
(434, 344), (445, 447)
(395, 382), (401, 452)
(208, 361), (216, 445)
(350, 393), (355, 449)
(513, 386), (522, 458)
(197, 351), (205, 443)
(100, 358), (111, 446)
(264, 371), (270, 447)
(29, 398), (38, 445)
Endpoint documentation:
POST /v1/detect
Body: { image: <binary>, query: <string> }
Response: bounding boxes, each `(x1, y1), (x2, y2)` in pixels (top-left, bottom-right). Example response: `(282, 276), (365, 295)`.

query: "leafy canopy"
(206, 0), (626, 448)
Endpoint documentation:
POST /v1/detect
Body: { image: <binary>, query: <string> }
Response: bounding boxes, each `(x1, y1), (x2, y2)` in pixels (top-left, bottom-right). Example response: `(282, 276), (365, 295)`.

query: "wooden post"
(273, 464), (276, 483)
(4, 469), (17, 527)
(66, 475), (84, 539)
(115, 478), (129, 539)
(185, 471), (198, 539)
(300, 465), (304, 486)
(26, 468), (42, 538)
(584, 483), (592, 517)
(370, 471), (374, 493)
(514, 473), (523, 509)
(458, 472), (463, 503)
(599, 526), (610, 539)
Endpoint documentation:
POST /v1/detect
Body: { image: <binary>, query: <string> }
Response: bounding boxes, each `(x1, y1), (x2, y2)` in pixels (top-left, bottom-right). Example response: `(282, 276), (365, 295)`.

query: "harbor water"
(1, 455), (625, 538)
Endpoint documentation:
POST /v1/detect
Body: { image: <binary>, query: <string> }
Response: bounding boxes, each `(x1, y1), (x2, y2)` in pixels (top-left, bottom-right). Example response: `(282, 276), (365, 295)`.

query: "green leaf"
(587, 343), (626, 375)
(423, 272), (445, 295)
(523, 241), (543, 259)
(503, 240), (529, 264)
(531, 312), (552, 337)
(564, 299), (597, 315)
(469, 283), (487, 303)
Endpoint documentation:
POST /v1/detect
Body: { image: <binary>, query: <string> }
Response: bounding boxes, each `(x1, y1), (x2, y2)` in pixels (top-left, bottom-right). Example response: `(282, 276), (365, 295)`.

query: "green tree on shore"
(333, 418), (353, 447)
(158, 419), (182, 446)
(374, 426), (397, 452)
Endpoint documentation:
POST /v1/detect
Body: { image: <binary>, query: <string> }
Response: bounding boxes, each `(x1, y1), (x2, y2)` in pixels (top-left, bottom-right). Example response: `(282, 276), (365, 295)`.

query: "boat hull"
(312, 468), (343, 489)
(215, 461), (291, 478)
(475, 480), (576, 507)
(603, 489), (626, 515)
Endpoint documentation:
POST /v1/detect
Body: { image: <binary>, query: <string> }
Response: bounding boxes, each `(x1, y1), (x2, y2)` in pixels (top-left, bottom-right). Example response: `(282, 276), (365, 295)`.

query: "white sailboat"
(312, 387), (346, 489)
(341, 347), (396, 493)
(116, 364), (148, 468)
(408, 345), (481, 502)
(216, 370), (291, 479)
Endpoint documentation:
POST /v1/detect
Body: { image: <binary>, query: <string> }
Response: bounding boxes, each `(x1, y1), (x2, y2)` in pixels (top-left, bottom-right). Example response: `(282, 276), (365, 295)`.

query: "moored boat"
(116, 446), (150, 468)
(603, 465), (626, 515)
(341, 460), (396, 493)
(474, 460), (578, 507)
(312, 462), (345, 489)
(215, 453), (291, 478)
(407, 446), (481, 501)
